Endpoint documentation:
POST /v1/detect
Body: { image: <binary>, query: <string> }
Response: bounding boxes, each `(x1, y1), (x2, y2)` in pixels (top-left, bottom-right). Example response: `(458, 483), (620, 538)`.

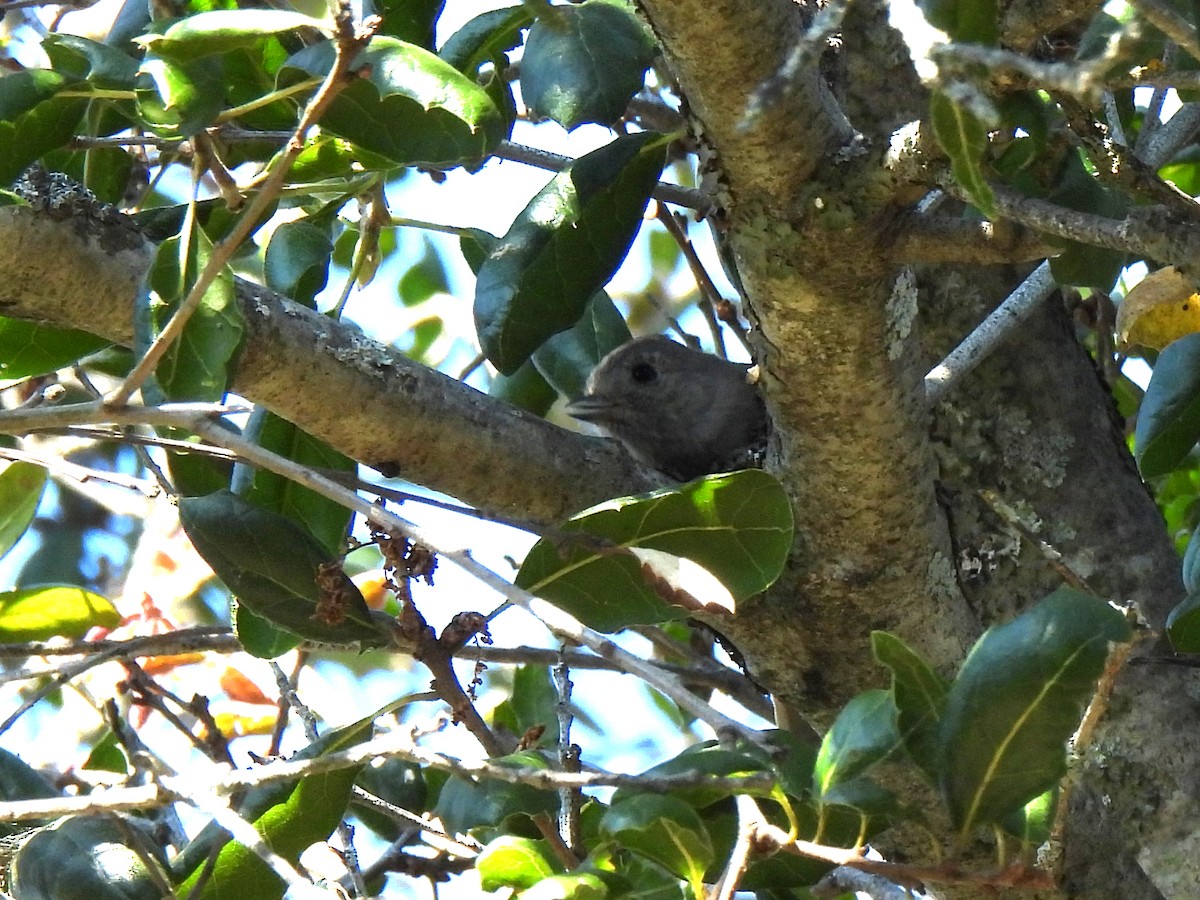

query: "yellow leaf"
(1116, 266), (1200, 351)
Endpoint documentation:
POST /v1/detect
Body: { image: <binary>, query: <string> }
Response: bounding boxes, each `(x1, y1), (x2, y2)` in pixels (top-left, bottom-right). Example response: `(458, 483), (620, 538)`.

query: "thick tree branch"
(0, 206), (659, 525)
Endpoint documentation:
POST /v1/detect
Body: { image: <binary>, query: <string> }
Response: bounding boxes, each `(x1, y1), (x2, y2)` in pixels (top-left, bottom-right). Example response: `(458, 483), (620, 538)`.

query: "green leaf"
(1167, 588), (1200, 651)
(531, 290), (631, 400)
(521, 873), (608, 899)
(1135, 333), (1200, 478)
(813, 690), (901, 796)
(490, 358), (559, 415)
(263, 219), (333, 307)
(0, 748), (58, 833)
(477, 836), (559, 891)
(353, 757), (427, 840)
(282, 37), (504, 168)
(521, 0), (656, 130)
(491, 664), (558, 745)
(1000, 787), (1057, 844)
(474, 131), (666, 374)
(0, 749), (58, 803)
(0, 71), (87, 184)
(138, 10), (327, 60)
(1045, 151), (1128, 290)
(872, 631), (949, 779)
(937, 587), (1131, 836)
(434, 751), (558, 834)
(516, 470), (793, 632)
(177, 712), (377, 899)
(917, 0), (998, 45)
(0, 462), (48, 560)
(233, 602), (301, 659)
(372, 0), (444, 46)
(0, 318), (110, 380)
(600, 795), (713, 895)
(0, 585), (120, 641)
(11, 815), (167, 900)
(143, 220), (245, 402)
(232, 409), (356, 554)
(179, 490), (385, 650)
(42, 35), (139, 88)
(83, 731), (132, 777)
(136, 54), (225, 137)
(929, 91), (996, 219)
(614, 741), (778, 810)
(439, 5), (532, 74)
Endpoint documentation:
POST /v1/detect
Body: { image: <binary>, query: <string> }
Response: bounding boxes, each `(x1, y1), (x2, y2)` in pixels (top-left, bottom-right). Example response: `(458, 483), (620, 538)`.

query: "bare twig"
(924, 262), (1057, 404)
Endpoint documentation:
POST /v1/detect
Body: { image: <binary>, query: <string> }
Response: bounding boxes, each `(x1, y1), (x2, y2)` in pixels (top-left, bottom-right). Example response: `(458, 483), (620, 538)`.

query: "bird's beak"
(564, 395), (613, 423)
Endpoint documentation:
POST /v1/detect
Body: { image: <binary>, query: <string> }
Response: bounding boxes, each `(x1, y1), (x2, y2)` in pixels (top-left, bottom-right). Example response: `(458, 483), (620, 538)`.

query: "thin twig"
(0, 730), (777, 824)
(924, 262), (1057, 404)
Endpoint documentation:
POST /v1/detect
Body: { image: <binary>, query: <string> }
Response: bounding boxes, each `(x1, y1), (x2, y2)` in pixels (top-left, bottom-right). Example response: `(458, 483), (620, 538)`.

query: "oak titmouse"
(566, 336), (768, 479)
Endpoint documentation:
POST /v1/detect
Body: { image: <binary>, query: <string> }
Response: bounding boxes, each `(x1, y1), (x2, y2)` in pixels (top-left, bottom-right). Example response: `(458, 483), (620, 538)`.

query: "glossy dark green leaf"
(439, 5), (531, 74)
(41, 34), (139, 88)
(0, 71), (86, 184)
(233, 602), (301, 658)
(474, 131), (666, 374)
(0, 749), (58, 804)
(459, 227), (499, 273)
(353, 757), (427, 840)
(489, 358), (558, 415)
(600, 795), (713, 893)
(491, 664), (558, 745)
(614, 742), (776, 810)
(143, 221), (244, 402)
(177, 711), (377, 899)
(372, 0), (443, 46)
(1045, 151), (1128, 290)
(0, 748), (61, 836)
(179, 490), (385, 650)
(918, 0), (998, 44)
(232, 409), (356, 554)
(517, 470), (793, 632)
(0, 318), (110, 380)
(1167, 590), (1200, 652)
(1136, 333), (1200, 478)
(872, 631), (948, 779)
(0, 585), (120, 641)
(477, 836), (559, 891)
(1183, 520), (1200, 596)
(930, 91), (996, 219)
(0, 462), (47, 560)
(435, 751), (558, 834)
(263, 219), (332, 307)
(521, 0), (655, 130)
(139, 10), (327, 61)
(11, 815), (167, 900)
(813, 689), (901, 796)
(282, 37), (503, 168)
(136, 54), (225, 137)
(531, 290), (631, 400)
(937, 587), (1131, 836)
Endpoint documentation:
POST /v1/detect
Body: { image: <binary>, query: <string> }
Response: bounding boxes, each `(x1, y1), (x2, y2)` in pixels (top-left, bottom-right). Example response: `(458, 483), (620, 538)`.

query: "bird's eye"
(630, 362), (658, 384)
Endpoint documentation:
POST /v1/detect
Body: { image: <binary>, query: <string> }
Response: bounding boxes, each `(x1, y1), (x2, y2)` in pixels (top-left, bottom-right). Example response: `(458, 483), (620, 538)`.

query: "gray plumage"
(566, 336), (768, 479)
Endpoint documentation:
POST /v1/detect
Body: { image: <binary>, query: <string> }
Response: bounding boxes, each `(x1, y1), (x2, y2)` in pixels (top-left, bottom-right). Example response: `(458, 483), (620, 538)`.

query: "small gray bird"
(566, 336), (768, 479)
